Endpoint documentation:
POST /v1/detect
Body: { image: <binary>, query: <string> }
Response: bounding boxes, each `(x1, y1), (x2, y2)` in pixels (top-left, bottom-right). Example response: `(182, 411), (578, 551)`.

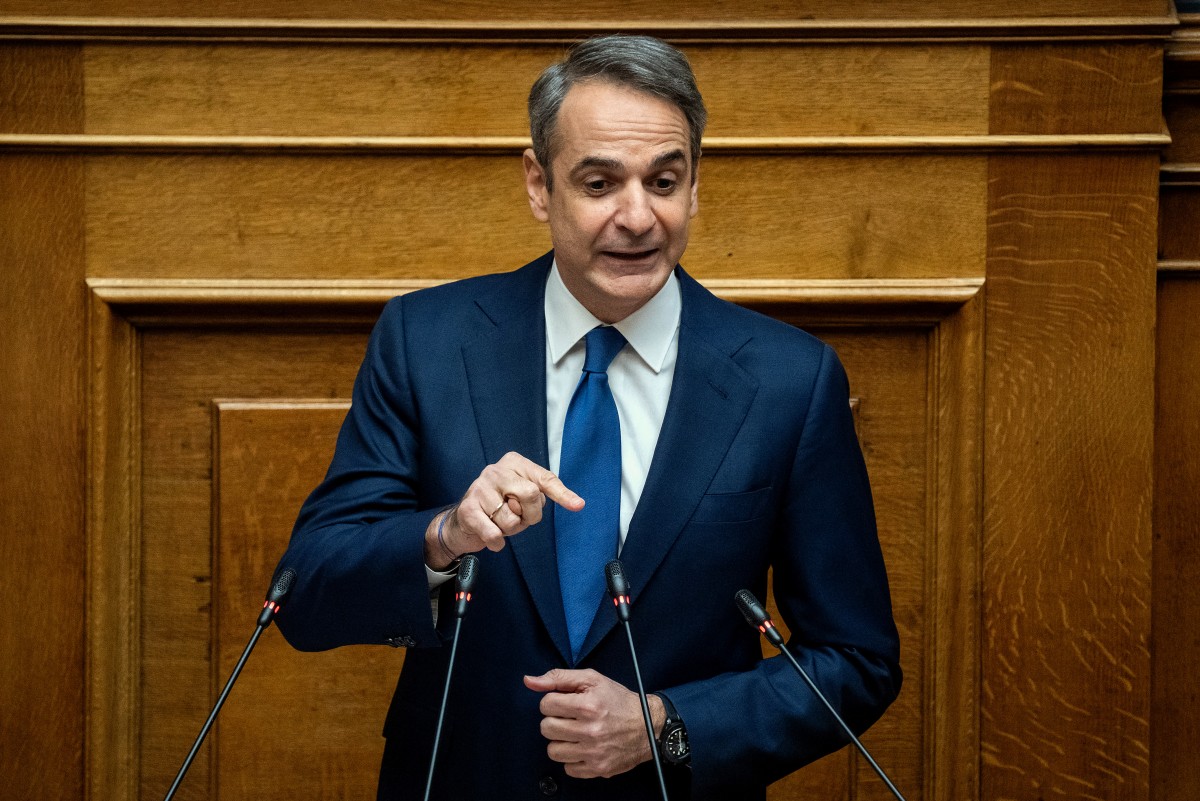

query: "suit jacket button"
(385, 635), (415, 648)
(538, 775), (558, 795)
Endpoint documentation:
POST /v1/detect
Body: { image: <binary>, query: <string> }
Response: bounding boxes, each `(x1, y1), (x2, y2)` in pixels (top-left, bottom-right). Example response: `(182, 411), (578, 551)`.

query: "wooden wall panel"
(138, 330), (369, 798)
(1152, 273), (1200, 801)
(1153, 24), (1200, 801)
(84, 153), (987, 281)
(0, 0), (1172, 21)
(1158, 186), (1200, 262)
(214, 402), (398, 800)
(80, 43), (990, 138)
(0, 43), (86, 801)
(989, 43), (1163, 135)
(984, 153), (1157, 801)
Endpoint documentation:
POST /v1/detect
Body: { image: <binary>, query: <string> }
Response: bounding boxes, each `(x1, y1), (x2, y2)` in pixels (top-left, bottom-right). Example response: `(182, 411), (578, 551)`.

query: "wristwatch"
(655, 693), (691, 766)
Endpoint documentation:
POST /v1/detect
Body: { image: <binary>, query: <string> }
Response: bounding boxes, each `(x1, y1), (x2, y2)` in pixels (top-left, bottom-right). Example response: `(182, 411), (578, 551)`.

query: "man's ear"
(689, 160), (700, 218)
(523, 149), (551, 223)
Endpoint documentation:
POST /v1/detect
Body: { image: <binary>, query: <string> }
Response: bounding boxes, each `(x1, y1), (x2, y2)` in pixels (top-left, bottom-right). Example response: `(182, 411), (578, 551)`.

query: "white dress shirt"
(544, 262), (680, 549)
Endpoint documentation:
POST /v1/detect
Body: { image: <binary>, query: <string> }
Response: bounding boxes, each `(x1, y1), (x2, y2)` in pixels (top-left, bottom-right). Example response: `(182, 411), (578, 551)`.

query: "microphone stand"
(606, 559), (669, 801)
(162, 568), (296, 801)
(734, 589), (908, 801)
(423, 555), (480, 801)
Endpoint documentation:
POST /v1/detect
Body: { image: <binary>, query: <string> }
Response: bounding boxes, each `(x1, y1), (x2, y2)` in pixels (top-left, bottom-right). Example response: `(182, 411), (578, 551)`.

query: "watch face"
(664, 725), (690, 762)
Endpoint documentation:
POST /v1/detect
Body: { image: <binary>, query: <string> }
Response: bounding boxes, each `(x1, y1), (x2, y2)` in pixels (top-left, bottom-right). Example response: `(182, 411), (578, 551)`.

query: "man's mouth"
(602, 248), (659, 262)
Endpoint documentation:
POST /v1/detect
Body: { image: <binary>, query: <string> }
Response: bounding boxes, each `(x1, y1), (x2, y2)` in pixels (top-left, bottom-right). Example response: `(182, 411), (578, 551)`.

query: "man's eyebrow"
(570, 156), (623, 176)
(649, 149), (687, 171)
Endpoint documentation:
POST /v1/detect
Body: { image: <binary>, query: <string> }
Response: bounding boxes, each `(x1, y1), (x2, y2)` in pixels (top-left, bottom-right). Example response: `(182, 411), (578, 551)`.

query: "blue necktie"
(558, 325), (626, 661)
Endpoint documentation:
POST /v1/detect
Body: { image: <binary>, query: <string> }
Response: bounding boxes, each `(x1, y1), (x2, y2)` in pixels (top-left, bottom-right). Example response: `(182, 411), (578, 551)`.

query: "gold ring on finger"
(488, 499), (507, 522)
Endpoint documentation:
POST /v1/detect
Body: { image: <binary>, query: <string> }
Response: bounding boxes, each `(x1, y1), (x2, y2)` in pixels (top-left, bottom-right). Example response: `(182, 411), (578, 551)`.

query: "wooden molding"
(0, 15), (1179, 43)
(0, 133), (1171, 154)
(86, 276), (984, 324)
(1159, 259), (1200, 272)
(1161, 163), (1200, 185)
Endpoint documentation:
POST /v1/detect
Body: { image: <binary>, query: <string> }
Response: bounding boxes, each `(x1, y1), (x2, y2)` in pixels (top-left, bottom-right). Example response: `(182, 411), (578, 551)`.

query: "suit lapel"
(576, 271), (759, 661)
(461, 254), (573, 664)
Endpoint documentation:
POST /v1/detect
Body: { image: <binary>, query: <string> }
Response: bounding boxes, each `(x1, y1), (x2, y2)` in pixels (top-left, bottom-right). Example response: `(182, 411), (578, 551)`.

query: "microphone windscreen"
(735, 589), (769, 627)
(268, 568), (297, 603)
(457, 554), (480, 593)
(605, 559), (629, 597)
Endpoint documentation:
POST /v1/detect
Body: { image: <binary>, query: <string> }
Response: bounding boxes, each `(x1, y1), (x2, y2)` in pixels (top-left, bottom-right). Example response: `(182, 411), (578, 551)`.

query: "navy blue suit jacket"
(275, 252), (901, 800)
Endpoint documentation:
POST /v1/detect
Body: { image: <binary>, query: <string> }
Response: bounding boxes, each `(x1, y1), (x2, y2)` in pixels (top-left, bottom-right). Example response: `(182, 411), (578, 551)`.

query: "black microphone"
(424, 554), (480, 801)
(605, 559), (669, 801)
(163, 567), (297, 801)
(734, 590), (908, 801)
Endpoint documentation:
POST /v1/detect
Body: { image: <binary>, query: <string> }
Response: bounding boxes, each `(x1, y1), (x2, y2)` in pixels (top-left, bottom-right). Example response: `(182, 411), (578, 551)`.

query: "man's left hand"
(524, 669), (665, 779)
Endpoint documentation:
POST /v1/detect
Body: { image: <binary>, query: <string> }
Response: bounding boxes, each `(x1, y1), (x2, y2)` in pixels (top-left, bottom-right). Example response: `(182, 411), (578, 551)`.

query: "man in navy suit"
(275, 34), (900, 800)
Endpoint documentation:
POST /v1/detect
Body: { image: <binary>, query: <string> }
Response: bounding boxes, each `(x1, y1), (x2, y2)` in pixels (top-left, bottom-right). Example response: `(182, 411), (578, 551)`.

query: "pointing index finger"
(534, 470), (584, 512)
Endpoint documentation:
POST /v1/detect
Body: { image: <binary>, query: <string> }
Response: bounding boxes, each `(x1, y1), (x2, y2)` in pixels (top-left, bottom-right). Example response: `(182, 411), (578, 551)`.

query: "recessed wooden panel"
(139, 330), (370, 799)
(990, 43), (1164, 135)
(1164, 92), (1200, 163)
(1152, 274), (1200, 801)
(213, 401), (399, 800)
(0, 0), (1172, 20)
(0, 44), (84, 133)
(984, 153), (1157, 800)
(1159, 185), (1200, 262)
(81, 43), (989, 138)
(84, 153), (986, 281)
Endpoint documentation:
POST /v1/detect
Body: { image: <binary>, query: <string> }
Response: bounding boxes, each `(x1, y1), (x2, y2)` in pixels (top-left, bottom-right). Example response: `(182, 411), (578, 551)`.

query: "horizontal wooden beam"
(1, 133), (1171, 154)
(87, 276), (984, 326)
(1159, 260), (1200, 273)
(0, 14), (1179, 44)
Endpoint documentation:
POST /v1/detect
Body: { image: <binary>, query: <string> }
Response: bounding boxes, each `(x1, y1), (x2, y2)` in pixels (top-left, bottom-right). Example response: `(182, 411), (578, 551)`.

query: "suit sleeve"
(663, 344), (902, 797)
(272, 296), (445, 652)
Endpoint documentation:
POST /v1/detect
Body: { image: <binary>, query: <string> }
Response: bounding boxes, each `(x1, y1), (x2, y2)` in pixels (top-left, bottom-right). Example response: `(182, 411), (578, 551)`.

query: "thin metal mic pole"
(163, 567), (295, 801)
(734, 589), (907, 801)
(606, 559), (669, 801)
(621, 619), (669, 800)
(422, 554), (480, 801)
(424, 617), (463, 801)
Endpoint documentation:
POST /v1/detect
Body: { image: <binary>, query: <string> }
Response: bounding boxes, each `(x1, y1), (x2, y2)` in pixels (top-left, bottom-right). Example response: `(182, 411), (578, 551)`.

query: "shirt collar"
(545, 260), (681, 374)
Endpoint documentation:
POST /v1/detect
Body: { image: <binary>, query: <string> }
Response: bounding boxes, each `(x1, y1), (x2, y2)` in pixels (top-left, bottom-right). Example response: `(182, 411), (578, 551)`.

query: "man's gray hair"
(528, 34), (707, 189)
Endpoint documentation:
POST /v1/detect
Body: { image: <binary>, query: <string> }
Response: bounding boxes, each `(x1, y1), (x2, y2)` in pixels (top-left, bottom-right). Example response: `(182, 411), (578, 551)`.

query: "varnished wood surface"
(0, 43), (87, 801)
(73, 43), (989, 138)
(983, 153), (1157, 801)
(0, 1), (1175, 24)
(81, 153), (987, 281)
(1152, 275), (1200, 801)
(990, 43), (1165, 135)
(213, 401), (397, 799)
(1154, 18), (1200, 801)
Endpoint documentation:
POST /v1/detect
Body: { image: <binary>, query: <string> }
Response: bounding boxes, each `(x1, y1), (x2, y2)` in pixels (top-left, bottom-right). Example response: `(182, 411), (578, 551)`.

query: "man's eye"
(653, 177), (677, 192)
(585, 179), (609, 192)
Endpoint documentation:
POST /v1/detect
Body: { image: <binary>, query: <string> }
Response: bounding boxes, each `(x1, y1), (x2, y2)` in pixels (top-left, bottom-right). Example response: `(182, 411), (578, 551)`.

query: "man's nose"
(614, 186), (656, 236)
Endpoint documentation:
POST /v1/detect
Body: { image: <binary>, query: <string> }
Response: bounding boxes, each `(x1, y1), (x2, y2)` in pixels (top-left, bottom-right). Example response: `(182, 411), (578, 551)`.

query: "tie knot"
(582, 326), (627, 373)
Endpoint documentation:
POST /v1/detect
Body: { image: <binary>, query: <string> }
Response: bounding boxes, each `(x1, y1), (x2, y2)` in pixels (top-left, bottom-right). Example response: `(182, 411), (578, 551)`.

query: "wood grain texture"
(0, 42), (86, 801)
(1152, 275), (1200, 801)
(984, 153), (1157, 801)
(213, 401), (397, 800)
(80, 43), (989, 138)
(0, 43), (83, 132)
(0, 0), (1173, 21)
(138, 331), (370, 799)
(990, 43), (1164, 136)
(1163, 94), (1200, 163)
(1158, 185), (1200, 261)
(84, 153), (987, 281)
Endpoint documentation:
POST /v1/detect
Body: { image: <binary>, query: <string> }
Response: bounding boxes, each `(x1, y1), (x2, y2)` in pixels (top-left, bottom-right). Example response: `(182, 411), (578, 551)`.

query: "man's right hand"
(424, 451), (584, 570)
